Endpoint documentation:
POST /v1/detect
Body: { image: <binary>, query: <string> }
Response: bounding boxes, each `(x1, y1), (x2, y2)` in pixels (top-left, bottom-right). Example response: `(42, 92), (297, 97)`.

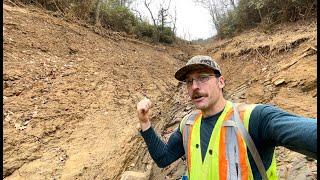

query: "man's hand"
(137, 97), (152, 131)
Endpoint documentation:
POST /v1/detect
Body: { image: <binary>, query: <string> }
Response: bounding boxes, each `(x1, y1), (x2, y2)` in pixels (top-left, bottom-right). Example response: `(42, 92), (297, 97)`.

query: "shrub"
(215, 0), (317, 38)
(217, 11), (238, 38)
(159, 26), (174, 44)
(134, 21), (155, 39)
(100, 3), (138, 34)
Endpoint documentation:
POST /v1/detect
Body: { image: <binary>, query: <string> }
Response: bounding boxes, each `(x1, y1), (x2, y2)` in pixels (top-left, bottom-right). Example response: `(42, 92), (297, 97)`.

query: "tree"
(171, 6), (177, 37)
(142, 0), (175, 43)
(194, 0), (235, 33)
(158, 0), (171, 31)
(94, 0), (104, 25)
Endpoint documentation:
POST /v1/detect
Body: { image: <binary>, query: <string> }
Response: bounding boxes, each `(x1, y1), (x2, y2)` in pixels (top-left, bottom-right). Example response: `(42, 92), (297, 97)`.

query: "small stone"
(239, 94), (246, 99)
(273, 78), (285, 86)
(146, 164), (152, 170)
(289, 81), (299, 87)
(14, 123), (27, 130)
(184, 106), (192, 111)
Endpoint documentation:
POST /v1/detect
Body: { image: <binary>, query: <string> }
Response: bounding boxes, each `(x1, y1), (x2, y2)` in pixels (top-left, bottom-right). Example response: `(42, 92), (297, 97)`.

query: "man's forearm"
(140, 127), (185, 168)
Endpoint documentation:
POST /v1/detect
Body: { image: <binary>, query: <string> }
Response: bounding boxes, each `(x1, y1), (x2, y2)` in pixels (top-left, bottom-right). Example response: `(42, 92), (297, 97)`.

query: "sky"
(132, 0), (217, 41)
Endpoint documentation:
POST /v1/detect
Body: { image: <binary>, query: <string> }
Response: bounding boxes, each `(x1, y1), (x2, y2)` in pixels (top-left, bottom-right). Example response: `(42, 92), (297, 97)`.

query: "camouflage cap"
(174, 55), (222, 81)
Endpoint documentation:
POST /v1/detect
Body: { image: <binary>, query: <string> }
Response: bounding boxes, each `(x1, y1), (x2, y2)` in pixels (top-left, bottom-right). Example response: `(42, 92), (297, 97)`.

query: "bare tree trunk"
(144, 0), (157, 27)
(230, 0), (236, 9)
(131, 8), (144, 21)
(94, 0), (102, 25)
(172, 7), (177, 37)
(144, 0), (159, 42)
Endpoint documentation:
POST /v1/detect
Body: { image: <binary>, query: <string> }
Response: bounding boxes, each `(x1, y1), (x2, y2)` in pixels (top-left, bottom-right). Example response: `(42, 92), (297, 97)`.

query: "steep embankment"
(3, 2), (317, 180)
(3, 3), (190, 179)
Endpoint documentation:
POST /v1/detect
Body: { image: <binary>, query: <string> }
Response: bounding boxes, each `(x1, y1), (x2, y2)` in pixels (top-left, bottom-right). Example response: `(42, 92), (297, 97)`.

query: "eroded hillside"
(3, 3), (190, 179)
(3, 2), (317, 180)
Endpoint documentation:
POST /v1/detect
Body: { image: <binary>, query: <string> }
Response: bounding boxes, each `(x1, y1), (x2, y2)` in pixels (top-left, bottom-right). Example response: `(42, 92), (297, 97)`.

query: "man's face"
(185, 68), (225, 111)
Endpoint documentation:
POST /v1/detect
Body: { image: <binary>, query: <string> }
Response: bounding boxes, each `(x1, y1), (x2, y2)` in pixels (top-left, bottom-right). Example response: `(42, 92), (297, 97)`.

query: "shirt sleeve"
(140, 126), (185, 168)
(249, 104), (317, 159)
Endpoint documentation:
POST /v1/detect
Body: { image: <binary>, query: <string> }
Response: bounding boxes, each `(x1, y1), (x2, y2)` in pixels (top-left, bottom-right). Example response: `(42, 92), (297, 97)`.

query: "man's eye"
(186, 79), (193, 84)
(199, 76), (208, 81)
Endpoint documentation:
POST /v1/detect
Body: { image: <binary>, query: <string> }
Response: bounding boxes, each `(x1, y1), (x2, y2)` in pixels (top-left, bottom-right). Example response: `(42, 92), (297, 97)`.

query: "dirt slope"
(3, 2), (317, 180)
(3, 3), (189, 179)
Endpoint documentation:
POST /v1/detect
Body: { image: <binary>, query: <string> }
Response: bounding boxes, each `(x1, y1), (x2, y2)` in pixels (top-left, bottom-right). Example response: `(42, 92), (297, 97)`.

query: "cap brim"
(174, 64), (218, 81)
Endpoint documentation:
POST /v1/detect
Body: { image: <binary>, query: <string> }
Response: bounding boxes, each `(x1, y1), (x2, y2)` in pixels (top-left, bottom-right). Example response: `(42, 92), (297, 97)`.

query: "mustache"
(191, 91), (207, 99)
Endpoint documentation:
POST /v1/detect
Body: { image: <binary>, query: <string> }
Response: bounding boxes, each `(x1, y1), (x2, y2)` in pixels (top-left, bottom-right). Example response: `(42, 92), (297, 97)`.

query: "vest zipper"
(235, 163), (239, 178)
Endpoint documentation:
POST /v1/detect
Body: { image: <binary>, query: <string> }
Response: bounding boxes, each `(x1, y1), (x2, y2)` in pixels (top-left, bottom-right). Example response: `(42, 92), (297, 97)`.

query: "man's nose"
(190, 80), (200, 90)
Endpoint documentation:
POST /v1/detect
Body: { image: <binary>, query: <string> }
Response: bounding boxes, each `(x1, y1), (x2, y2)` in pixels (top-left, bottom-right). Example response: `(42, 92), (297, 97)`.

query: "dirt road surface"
(3, 3), (317, 180)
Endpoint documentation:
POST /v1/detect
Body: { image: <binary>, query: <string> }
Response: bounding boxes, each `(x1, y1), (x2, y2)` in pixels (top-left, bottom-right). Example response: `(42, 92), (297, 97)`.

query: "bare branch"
(172, 7), (177, 35)
(53, 0), (65, 15)
(166, 0), (172, 10)
(229, 0), (236, 9)
(131, 8), (144, 22)
(144, 0), (157, 27)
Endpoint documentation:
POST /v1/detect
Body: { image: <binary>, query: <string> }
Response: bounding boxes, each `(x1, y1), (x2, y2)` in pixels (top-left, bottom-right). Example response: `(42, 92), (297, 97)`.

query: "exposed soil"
(3, 2), (317, 180)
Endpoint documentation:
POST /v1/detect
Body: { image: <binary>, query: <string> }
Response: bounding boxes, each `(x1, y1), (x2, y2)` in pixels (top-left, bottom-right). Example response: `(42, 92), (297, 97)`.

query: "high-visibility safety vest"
(179, 101), (278, 180)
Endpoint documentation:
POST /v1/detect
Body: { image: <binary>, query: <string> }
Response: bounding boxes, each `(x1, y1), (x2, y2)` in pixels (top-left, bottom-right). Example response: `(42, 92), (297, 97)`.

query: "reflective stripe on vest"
(179, 101), (278, 180)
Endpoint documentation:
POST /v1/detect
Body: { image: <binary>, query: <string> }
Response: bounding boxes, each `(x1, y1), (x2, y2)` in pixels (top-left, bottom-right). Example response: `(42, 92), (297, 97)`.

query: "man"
(136, 55), (317, 179)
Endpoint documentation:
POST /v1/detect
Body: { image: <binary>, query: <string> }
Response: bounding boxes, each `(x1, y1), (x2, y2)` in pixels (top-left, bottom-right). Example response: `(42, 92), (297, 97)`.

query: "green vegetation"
(100, 2), (138, 34)
(11, 0), (175, 44)
(216, 0), (317, 38)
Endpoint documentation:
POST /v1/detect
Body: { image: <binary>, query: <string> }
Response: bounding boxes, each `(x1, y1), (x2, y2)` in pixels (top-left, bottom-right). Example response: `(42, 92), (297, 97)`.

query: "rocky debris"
(121, 171), (149, 180)
(229, 81), (250, 101)
(172, 52), (190, 62)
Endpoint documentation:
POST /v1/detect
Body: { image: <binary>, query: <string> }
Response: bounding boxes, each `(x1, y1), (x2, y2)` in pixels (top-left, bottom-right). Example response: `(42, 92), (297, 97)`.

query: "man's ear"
(218, 76), (225, 88)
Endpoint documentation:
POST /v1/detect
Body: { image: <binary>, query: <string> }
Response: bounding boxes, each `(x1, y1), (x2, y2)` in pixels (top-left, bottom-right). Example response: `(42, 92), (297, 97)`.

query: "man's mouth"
(192, 93), (206, 100)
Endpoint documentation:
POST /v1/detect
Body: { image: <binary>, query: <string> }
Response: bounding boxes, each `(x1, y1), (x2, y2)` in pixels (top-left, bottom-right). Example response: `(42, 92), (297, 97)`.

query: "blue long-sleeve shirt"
(140, 104), (317, 179)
